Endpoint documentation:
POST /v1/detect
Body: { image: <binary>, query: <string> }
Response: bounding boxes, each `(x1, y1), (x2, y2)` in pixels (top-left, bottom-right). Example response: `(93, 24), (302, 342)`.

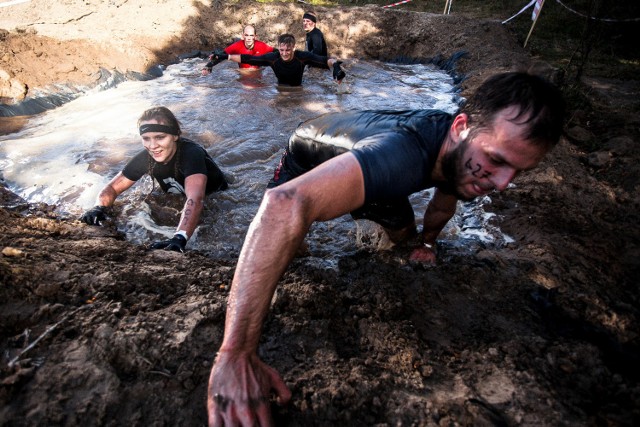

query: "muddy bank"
(1, 0), (640, 426)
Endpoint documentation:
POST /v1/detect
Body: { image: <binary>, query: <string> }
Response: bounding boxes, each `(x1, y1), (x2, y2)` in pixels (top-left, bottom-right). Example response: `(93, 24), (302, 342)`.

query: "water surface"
(0, 58), (511, 261)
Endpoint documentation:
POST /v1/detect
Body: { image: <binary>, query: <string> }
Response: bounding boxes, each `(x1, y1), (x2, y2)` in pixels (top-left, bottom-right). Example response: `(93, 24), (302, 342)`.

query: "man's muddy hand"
(208, 351), (291, 427)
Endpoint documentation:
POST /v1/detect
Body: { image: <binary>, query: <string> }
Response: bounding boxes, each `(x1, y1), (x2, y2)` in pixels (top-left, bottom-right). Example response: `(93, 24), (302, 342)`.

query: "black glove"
(80, 205), (108, 226)
(150, 233), (187, 253)
(210, 49), (228, 63)
(203, 50), (228, 72)
(332, 61), (346, 81)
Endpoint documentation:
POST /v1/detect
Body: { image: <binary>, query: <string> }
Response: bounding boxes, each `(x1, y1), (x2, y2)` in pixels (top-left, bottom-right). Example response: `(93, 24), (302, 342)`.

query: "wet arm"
(209, 152), (366, 424)
(229, 53), (273, 67)
(177, 173), (207, 238)
(304, 54), (344, 81)
(421, 188), (458, 244)
(220, 152), (365, 351)
(301, 51), (332, 70)
(408, 188), (458, 264)
(227, 54), (241, 64)
(95, 172), (136, 207)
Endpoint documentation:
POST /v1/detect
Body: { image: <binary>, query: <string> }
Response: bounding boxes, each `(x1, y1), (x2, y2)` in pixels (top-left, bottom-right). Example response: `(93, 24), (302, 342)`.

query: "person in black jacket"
(303, 11), (327, 58)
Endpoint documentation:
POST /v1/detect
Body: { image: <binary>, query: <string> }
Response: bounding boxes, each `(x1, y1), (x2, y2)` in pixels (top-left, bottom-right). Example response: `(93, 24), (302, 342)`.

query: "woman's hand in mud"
(80, 205), (108, 226)
(409, 243), (437, 267)
(208, 351), (291, 427)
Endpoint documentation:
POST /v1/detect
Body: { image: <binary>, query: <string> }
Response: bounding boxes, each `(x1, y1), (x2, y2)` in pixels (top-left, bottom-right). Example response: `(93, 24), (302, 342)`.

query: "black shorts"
(267, 148), (415, 230)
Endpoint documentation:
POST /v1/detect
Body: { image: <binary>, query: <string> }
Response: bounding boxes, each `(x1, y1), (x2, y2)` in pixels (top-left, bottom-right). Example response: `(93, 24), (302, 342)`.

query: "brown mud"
(1, 0), (639, 425)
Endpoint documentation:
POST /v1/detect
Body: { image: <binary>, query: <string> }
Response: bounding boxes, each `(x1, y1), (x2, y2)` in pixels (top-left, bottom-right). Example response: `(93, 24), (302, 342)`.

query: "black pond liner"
(385, 49), (469, 106)
(0, 50), (467, 117)
(0, 65), (165, 117)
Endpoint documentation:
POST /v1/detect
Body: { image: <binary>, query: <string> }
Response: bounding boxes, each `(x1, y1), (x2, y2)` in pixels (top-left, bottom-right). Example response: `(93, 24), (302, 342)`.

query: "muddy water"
(0, 58), (510, 260)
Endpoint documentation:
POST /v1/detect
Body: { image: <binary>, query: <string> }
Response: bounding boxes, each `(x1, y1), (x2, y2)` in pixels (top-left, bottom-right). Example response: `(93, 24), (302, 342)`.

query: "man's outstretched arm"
(409, 188), (458, 264)
(208, 152), (366, 427)
(80, 172), (135, 225)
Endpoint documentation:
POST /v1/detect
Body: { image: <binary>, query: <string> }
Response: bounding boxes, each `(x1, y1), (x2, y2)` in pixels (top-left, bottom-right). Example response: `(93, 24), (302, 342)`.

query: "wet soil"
(1, 0), (639, 426)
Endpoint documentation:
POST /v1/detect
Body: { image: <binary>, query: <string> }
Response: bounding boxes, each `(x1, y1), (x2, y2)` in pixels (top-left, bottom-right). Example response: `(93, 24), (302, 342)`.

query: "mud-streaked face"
(302, 18), (315, 32)
(442, 106), (549, 201)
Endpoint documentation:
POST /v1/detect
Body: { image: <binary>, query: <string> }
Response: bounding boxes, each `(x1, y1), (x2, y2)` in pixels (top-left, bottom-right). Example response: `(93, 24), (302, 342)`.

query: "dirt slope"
(1, 0), (639, 426)
(0, 0), (530, 104)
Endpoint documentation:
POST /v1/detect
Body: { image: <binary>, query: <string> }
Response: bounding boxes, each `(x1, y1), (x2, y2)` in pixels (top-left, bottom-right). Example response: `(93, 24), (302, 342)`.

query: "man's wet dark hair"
(461, 72), (565, 148)
(278, 33), (296, 47)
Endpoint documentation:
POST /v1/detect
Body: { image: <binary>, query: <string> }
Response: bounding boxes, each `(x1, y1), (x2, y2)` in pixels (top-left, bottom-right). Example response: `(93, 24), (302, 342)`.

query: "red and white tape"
(382, 0), (412, 9)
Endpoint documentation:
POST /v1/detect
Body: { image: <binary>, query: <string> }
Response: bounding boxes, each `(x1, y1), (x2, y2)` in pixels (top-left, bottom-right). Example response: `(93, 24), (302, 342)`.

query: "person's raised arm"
(80, 172), (135, 225)
(150, 173), (207, 252)
(409, 188), (458, 264)
(208, 152), (366, 427)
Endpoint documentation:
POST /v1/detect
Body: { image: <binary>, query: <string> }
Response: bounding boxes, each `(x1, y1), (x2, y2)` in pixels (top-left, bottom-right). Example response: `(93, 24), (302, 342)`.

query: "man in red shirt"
(202, 25), (273, 74)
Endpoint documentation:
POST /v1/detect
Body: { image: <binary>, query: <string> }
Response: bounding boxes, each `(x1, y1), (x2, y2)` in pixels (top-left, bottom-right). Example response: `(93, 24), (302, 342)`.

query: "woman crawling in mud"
(80, 106), (228, 252)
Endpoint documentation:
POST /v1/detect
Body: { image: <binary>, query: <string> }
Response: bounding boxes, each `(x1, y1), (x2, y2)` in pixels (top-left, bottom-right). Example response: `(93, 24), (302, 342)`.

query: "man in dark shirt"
(207, 72), (566, 425)
(209, 33), (345, 87)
